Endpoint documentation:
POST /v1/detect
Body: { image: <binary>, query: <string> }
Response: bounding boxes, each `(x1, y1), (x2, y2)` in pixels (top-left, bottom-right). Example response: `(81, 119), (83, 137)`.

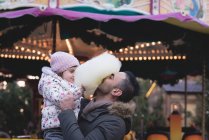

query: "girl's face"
(62, 66), (77, 83)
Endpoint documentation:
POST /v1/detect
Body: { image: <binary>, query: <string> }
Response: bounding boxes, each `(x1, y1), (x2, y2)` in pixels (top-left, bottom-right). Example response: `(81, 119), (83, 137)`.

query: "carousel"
(0, 0), (209, 139)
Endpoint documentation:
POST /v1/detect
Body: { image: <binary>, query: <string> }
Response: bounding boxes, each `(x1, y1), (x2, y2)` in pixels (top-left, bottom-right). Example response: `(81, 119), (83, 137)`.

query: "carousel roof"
(0, 7), (209, 84)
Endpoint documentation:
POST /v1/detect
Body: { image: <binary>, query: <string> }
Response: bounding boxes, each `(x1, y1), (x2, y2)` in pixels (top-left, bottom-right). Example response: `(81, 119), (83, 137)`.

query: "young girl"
(38, 51), (83, 140)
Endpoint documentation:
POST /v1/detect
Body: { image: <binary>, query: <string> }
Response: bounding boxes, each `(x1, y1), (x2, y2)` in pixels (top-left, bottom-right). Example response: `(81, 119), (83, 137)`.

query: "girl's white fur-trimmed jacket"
(38, 66), (83, 130)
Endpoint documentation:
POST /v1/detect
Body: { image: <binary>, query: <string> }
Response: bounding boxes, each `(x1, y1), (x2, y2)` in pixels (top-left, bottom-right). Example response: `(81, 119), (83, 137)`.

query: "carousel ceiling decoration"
(113, 41), (187, 61)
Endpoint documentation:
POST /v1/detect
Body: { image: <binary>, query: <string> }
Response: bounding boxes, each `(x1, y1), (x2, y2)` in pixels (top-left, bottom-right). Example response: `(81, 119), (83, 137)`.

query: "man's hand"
(60, 94), (75, 111)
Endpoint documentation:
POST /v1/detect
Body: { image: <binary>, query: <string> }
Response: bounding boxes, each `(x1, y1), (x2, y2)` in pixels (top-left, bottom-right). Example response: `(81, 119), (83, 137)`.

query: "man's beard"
(94, 84), (112, 97)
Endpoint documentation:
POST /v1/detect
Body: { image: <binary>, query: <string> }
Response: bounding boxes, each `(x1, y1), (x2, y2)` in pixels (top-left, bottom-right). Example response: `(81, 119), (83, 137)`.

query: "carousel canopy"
(0, 7), (209, 84)
(0, 7), (209, 50)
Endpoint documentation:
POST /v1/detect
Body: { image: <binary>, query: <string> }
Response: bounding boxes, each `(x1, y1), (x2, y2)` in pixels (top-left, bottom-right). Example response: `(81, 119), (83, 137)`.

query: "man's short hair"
(117, 71), (140, 102)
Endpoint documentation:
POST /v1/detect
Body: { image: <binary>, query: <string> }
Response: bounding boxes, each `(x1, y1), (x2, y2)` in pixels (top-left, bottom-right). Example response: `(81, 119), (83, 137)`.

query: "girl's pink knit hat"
(50, 51), (79, 74)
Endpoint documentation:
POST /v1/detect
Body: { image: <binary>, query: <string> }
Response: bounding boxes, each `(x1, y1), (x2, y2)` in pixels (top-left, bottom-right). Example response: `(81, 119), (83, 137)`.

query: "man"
(58, 71), (139, 140)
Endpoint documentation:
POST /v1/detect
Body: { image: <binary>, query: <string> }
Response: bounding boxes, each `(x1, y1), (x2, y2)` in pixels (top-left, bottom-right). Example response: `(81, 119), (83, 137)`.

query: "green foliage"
(132, 79), (166, 134)
(0, 82), (33, 136)
(148, 96), (166, 127)
(193, 78), (209, 135)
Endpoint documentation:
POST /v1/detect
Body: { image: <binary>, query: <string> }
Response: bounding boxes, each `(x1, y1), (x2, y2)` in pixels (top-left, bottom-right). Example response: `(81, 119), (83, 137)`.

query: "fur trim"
(108, 100), (136, 118)
(42, 66), (55, 76)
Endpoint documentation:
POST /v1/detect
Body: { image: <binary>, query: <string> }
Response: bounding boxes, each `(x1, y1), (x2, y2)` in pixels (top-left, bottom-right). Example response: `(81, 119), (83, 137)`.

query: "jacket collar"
(81, 99), (136, 121)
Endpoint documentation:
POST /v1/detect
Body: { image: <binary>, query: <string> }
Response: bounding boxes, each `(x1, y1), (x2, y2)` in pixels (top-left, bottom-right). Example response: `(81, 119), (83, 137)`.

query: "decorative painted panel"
(171, 0), (205, 19)
(205, 1), (209, 24)
(152, 0), (160, 15)
(59, 0), (150, 14)
(160, 0), (173, 14)
(159, 0), (209, 24)
(0, 0), (48, 9)
(60, 0), (135, 9)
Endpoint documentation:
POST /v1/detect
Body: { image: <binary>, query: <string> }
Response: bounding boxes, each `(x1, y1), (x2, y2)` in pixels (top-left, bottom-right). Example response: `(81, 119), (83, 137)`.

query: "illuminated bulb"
(141, 44), (144, 48)
(135, 45), (139, 49)
(28, 38), (31, 43)
(174, 56), (177, 60)
(125, 57), (129, 61)
(17, 80), (25, 87)
(139, 57), (142, 60)
(22, 38), (26, 43)
(151, 42), (156, 45)
(48, 50), (52, 54)
(134, 57), (138, 60)
(33, 40), (37, 45)
(20, 108), (24, 113)
(157, 41), (161, 44)
(130, 57), (133, 61)
(119, 49), (123, 52)
(38, 42), (42, 47)
(35, 76), (39, 79)
(21, 47), (25, 51)
(152, 56), (156, 60)
(43, 42), (47, 47)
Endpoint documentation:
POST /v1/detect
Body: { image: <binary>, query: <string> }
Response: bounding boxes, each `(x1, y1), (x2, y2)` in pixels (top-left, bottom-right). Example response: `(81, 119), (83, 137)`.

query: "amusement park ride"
(0, 0), (209, 139)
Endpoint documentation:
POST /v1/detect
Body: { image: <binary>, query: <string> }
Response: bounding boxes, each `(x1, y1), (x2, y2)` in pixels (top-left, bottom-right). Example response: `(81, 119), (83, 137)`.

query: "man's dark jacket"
(58, 99), (135, 140)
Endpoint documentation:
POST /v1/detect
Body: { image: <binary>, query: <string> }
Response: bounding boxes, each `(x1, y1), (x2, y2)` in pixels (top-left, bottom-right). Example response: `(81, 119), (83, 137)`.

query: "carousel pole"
(184, 76), (187, 127)
(52, 18), (57, 53)
(202, 58), (206, 139)
(49, 0), (58, 53)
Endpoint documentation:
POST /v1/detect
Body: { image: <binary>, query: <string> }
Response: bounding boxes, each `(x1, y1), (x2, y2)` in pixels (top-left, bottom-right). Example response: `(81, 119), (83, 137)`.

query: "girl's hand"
(60, 94), (75, 111)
